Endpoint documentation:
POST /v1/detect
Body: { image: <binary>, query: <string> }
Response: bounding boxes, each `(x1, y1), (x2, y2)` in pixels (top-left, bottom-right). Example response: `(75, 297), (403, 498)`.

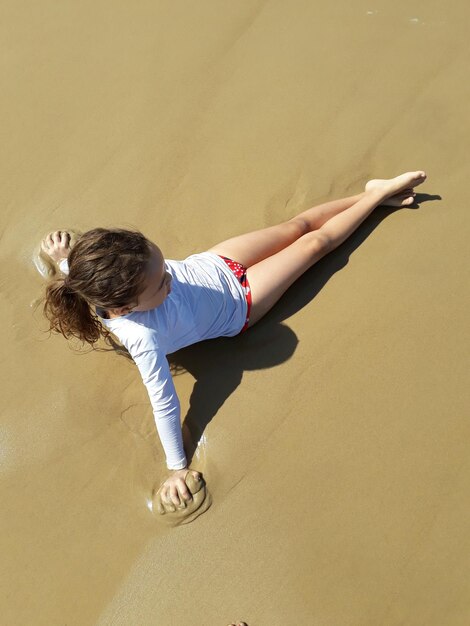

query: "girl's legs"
(207, 181), (417, 270)
(245, 171), (426, 325)
(207, 193), (365, 268)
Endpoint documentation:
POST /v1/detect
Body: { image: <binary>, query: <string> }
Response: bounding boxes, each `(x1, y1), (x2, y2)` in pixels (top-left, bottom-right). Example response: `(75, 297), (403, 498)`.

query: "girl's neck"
(106, 310), (128, 319)
(95, 307), (111, 320)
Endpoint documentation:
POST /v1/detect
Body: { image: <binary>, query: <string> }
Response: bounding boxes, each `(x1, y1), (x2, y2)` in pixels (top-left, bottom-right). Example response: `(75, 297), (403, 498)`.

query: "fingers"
(40, 230), (72, 263)
(157, 469), (204, 516)
(177, 478), (192, 505)
(170, 484), (182, 508)
(160, 486), (177, 511)
(41, 231), (69, 249)
(161, 477), (194, 509)
(41, 233), (53, 250)
(187, 470), (203, 494)
(188, 469), (202, 485)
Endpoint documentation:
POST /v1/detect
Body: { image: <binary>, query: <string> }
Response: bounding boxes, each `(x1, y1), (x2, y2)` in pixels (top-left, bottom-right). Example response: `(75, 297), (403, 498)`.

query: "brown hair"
(43, 228), (152, 349)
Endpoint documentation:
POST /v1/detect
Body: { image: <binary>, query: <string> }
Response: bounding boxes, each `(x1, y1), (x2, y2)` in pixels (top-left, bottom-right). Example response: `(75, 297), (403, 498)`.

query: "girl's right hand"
(159, 469), (201, 510)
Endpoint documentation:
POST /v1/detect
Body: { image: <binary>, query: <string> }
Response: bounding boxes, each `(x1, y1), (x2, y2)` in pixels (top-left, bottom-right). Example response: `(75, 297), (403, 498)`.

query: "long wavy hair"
(43, 228), (152, 351)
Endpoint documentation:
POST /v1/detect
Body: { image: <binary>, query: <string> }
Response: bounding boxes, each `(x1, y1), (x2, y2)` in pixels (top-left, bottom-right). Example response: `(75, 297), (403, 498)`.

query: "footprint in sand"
(152, 471), (212, 526)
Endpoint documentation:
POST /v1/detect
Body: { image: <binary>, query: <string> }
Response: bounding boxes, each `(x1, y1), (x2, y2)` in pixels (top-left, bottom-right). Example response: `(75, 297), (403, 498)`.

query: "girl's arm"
(132, 344), (199, 509)
(132, 347), (187, 470)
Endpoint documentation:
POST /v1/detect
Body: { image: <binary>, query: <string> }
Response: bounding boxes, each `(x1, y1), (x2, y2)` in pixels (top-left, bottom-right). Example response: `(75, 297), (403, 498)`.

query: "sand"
(1, 1), (469, 624)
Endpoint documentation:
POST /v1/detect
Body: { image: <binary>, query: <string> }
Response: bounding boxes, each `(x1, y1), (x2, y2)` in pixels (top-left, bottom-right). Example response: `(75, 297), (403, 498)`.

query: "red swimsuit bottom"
(218, 256), (252, 333)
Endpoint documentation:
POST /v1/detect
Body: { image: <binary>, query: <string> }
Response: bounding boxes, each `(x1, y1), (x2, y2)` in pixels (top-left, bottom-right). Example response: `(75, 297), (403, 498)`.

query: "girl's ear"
(108, 306), (133, 317)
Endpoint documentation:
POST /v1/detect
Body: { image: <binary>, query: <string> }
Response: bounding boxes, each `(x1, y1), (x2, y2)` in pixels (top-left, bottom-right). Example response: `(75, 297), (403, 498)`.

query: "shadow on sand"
(167, 194), (439, 464)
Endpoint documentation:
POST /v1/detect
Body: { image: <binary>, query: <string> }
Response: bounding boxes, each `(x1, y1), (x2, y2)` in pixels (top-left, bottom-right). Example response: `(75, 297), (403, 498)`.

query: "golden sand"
(1, 1), (469, 624)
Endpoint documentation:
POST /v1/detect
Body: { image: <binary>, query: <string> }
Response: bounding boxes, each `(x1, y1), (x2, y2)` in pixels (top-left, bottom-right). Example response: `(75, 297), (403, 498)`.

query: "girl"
(42, 171), (426, 512)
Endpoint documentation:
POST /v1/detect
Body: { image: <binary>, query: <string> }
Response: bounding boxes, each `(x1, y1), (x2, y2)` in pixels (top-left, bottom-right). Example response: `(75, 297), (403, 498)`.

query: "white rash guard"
(61, 252), (247, 469)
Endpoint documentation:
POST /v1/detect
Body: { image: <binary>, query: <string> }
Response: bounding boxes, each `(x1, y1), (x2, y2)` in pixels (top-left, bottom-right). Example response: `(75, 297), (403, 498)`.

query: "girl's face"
(107, 243), (171, 317)
(105, 243), (172, 318)
(131, 243), (172, 312)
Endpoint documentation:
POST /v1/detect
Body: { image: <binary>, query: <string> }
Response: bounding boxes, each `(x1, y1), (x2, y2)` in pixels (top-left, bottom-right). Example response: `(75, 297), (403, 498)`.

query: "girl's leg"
(246, 171), (426, 325)
(207, 179), (417, 268)
(207, 193), (365, 268)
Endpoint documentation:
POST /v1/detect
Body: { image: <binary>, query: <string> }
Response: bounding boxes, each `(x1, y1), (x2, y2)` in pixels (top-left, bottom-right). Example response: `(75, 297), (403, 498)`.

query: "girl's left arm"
(134, 347), (202, 508)
(132, 347), (187, 471)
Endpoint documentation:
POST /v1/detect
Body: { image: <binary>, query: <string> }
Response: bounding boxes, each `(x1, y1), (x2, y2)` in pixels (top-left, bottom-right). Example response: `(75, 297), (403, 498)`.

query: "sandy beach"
(1, 1), (469, 624)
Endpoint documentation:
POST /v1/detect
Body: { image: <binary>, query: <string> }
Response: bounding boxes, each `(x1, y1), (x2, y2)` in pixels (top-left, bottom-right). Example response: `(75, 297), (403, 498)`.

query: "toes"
(395, 191), (416, 199)
(397, 171), (426, 192)
(382, 193), (416, 207)
(411, 171), (426, 186)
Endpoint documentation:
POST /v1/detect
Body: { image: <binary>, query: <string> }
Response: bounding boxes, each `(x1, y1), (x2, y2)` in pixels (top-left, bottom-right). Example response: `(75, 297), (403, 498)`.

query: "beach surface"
(1, 1), (469, 624)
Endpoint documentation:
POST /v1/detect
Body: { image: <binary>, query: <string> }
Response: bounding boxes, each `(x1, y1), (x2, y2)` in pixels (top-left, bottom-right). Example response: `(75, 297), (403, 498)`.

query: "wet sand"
(1, 1), (469, 624)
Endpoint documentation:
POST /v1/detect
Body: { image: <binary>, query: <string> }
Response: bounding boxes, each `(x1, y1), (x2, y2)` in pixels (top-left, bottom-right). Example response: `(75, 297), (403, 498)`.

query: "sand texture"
(1, 1), (469, 624)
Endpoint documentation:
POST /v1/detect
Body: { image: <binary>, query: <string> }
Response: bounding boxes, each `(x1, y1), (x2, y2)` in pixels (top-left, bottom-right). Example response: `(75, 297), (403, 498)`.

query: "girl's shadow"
(168, 195), (437, 463)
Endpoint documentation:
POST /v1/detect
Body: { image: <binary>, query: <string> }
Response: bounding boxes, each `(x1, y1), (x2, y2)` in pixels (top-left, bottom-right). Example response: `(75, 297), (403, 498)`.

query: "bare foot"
(378, 188), (416, 207)
(365, 171), (426, 205)
(40, 230), (72, 264)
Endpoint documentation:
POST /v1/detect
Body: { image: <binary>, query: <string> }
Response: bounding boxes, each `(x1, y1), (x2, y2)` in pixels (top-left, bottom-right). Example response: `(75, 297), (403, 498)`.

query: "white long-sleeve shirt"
(63, 252), (247, 469)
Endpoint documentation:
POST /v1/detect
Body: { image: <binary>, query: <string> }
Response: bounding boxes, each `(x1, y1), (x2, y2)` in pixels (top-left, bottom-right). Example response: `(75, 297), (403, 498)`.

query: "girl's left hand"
(159, 469), (201, 510)
(41, 230), (71, 263)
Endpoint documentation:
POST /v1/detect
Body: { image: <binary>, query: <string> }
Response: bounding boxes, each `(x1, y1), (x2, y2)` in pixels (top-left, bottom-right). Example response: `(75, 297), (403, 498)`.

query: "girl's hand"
(159, 469), (201, 510)
(41, 230), (71, 264)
